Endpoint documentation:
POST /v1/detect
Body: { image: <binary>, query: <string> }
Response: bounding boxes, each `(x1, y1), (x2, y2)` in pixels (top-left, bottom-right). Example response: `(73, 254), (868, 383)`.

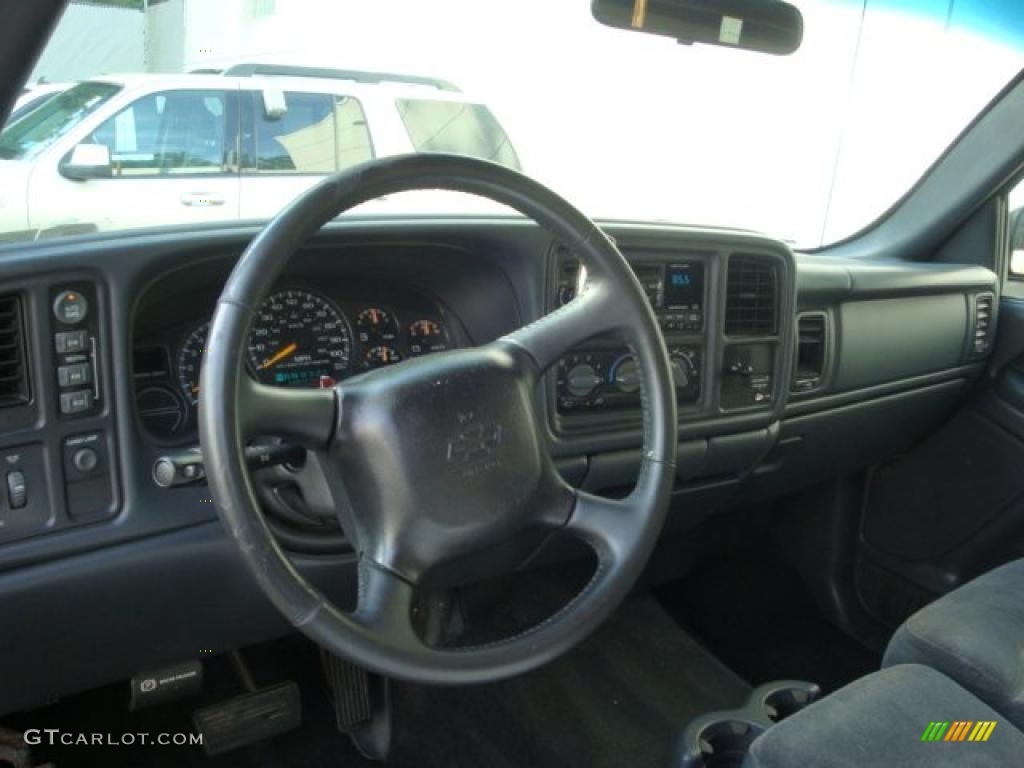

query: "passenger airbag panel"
(835, 295), (966, 391)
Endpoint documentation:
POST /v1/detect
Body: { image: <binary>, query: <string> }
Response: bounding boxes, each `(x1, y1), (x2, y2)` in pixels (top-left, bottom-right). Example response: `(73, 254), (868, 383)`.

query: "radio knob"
(566, 364), (601, 397)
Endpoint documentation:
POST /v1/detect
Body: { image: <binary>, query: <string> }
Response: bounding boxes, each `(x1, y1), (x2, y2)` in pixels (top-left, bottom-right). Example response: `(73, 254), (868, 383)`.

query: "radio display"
(664, 262), (704, 309)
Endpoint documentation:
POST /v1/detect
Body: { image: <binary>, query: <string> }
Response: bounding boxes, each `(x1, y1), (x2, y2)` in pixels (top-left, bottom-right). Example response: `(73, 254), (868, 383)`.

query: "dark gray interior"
(0, 204), (1003, 713)
(3, 2), (1024, 766)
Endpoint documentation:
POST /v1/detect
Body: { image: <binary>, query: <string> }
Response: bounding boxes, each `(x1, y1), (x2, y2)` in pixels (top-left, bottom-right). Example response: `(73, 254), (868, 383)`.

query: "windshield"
(2, 0), (1023, 247)
(0, 82), (120, 161)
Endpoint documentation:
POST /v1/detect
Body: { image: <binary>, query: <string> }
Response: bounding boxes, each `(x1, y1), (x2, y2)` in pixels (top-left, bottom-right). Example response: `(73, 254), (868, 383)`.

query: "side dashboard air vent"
(792, 313), (828, 393)
(725, 255), (778, 336)
(0, 295), (30, 408)
(971, 292), (995, 357)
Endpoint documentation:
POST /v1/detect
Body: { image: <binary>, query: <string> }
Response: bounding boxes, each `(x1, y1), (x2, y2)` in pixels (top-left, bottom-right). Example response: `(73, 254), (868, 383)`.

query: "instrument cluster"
(134, 285), (453, 441)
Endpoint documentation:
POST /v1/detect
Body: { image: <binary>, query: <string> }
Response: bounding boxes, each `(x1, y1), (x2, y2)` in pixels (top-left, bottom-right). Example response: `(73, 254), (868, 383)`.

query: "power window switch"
(58, 363), (92, 388)
(7, 471), (26, 509)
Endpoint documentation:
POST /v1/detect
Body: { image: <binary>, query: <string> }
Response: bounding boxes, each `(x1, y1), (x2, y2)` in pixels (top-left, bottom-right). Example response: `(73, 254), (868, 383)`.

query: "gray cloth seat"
(743, 664), (1024, 768)
(882, 558), (1024, 730)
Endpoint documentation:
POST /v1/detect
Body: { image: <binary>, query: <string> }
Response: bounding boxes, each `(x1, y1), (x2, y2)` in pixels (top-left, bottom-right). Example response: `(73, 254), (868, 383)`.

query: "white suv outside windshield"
(2, 0), (1023, 248)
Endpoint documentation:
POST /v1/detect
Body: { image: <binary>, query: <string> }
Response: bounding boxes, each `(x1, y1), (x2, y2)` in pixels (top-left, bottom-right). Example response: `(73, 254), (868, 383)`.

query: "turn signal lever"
(153, 443), (305, 488)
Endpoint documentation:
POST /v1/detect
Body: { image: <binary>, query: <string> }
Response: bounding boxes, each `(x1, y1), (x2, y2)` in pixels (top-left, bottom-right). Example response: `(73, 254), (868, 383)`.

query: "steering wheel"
(199, 154), (678, 684)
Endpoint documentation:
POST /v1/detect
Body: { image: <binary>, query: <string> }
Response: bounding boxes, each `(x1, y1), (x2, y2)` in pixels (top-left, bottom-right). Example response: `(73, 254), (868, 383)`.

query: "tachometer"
(248, 290), (352, 387)
(177, 321), (209, 406)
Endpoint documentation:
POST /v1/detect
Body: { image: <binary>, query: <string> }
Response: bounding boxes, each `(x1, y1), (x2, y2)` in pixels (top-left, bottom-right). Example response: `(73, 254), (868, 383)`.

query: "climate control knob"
(611, 357), (641, 393)
(566, 364), (602, 397)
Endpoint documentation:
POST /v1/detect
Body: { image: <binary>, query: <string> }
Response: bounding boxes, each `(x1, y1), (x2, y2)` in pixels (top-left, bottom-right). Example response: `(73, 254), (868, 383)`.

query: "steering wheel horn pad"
(333, 341), (562, 582)
(200, 154), (678, 684)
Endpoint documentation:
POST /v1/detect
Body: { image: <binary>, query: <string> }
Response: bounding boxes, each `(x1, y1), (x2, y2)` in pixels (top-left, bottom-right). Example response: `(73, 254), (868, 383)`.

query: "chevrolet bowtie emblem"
(447, 422), (502, 466)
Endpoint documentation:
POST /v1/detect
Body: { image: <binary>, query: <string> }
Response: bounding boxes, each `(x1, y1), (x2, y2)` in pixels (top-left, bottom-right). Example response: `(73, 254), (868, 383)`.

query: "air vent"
(725, 255), (777, 336)
(556, 258), (582, 306)
(971, 292), (995, 357)
(0, 295), (30, 408)
(792, 313), (828, 392)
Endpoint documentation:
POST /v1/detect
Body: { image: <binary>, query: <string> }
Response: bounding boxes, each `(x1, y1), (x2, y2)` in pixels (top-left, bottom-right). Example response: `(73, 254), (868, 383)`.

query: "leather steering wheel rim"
(199, 154), (678, 684)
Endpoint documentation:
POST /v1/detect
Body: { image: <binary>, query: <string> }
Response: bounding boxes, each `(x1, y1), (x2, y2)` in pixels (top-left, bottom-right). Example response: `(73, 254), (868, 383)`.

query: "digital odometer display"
(247, 289), (352, 387)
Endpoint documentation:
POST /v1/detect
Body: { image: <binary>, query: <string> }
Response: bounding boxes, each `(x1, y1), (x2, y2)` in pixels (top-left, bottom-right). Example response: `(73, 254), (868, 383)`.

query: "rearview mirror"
(591, 0), (804, 55)
(60, 143), (112, 181)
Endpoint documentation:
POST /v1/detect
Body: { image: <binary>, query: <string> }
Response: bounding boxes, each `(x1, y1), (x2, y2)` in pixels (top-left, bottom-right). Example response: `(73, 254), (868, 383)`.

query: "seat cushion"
(744, 665), (1024, 768)
(882, 558), (1024, 730)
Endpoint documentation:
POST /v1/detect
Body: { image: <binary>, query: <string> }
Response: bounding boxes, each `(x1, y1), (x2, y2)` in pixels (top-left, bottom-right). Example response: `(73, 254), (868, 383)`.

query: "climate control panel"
(556, 345), (701, 412)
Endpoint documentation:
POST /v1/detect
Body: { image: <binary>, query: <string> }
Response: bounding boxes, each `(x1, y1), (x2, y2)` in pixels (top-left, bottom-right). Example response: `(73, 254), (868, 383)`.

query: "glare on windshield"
(2, 0), (1023, 247)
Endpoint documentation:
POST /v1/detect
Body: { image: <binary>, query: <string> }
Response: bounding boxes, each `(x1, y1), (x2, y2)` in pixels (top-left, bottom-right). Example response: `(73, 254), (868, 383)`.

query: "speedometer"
(177, 321), (209, 406)
(248, 289), (352, 387)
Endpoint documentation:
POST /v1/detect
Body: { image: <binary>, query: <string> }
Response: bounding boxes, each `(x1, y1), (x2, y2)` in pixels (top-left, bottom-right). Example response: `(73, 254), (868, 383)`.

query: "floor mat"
(656, 553), (880, 694)
(5, 597), (748, 768)
(4, 636), (380, 768)
(389, 596), (750, 768)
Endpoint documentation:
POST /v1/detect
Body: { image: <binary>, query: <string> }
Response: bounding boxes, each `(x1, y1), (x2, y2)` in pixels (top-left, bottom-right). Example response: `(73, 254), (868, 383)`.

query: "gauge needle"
(259, 342), (298, 370)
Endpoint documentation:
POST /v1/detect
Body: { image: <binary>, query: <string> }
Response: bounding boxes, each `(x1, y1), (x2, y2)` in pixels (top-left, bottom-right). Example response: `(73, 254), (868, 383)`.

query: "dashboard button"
(58, 363), (92, 388)
(55, 330), (89, 354)
(73, 448), (99, 474)
(60, 390), (93, 415)
(53, 290), (89, 325)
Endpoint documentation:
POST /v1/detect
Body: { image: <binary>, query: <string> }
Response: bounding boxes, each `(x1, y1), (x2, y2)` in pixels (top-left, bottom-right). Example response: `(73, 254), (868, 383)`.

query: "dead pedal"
(192, 681), (301, 757)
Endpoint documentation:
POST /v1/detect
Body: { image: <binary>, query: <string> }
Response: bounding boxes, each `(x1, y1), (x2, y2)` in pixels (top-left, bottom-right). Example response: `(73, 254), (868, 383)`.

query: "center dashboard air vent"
(725, 255), (778, 336)
(0, 295), (30, 408)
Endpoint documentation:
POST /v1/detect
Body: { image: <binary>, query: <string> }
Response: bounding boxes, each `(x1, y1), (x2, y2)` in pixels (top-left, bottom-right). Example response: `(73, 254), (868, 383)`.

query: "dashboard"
(0, 217), (1000, 717)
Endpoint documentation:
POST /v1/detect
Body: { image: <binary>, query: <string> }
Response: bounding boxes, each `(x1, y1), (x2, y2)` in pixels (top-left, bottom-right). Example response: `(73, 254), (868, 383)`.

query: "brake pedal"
(192, 682), (302, 756)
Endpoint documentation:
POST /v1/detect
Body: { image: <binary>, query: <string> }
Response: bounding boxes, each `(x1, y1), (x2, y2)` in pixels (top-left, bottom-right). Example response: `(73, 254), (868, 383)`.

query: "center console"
(549, 238), (794, 440)
(555, 256), (708, 413)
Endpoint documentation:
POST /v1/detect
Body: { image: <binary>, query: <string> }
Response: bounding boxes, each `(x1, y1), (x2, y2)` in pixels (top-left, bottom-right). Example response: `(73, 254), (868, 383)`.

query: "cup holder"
(676, 715), (767, 768)
(754, 681), (822, 724)
(697, 719), (765, 767)
(674, 681), (821, 768)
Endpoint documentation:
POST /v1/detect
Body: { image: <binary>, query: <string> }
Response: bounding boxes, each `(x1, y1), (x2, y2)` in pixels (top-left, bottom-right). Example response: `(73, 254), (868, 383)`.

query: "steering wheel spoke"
(561, 489), (640, 566)
(239, 375), (337, 449)
(501, 279), (626, 372)
(352, 559), (424, 652)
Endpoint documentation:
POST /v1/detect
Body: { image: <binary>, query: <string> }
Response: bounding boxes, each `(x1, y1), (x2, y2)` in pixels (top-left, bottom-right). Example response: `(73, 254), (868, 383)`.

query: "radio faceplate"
(558, 258), (707, 333)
